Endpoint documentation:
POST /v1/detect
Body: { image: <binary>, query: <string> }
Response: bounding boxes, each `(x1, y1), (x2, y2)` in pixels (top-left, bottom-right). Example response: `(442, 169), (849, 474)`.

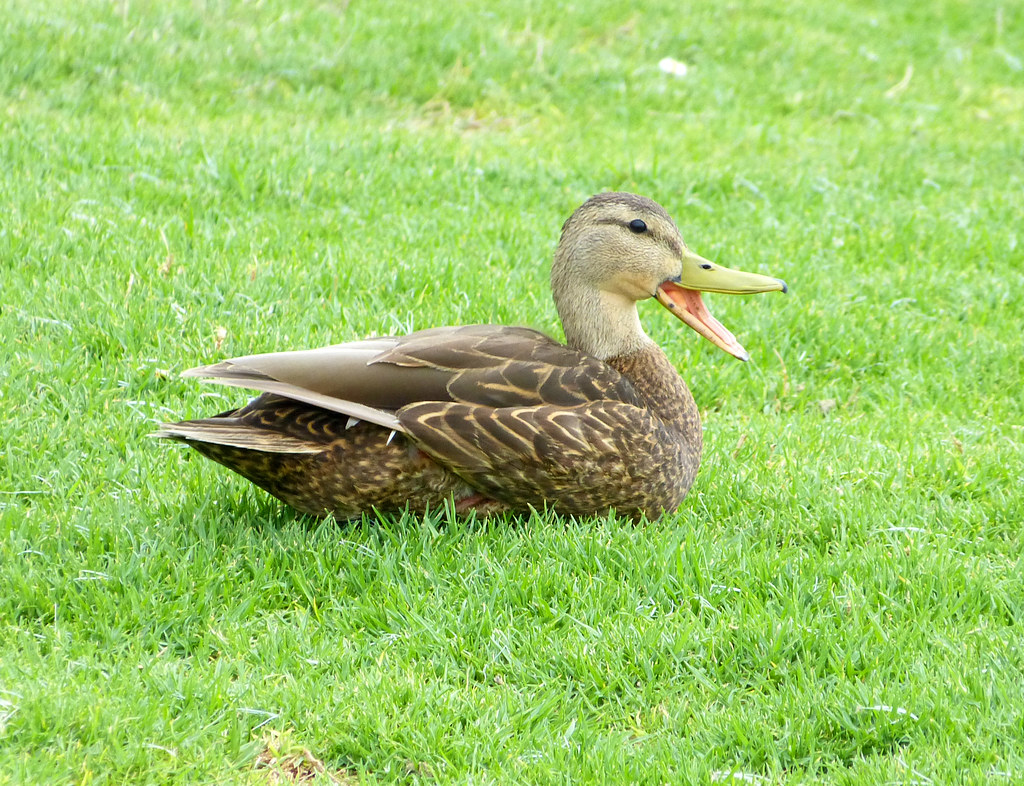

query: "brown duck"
(155, 193), (786, 519)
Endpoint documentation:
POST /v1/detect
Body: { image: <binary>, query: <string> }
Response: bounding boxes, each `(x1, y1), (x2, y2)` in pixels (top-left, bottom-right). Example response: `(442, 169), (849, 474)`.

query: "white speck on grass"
(856, 704), (920, 721)
(711, 771), (770, 784)
(658, 57), (689, 77)
(710, 584), (741, 594)
(197, 391), (234, 404)
(890, 297), (917, 308)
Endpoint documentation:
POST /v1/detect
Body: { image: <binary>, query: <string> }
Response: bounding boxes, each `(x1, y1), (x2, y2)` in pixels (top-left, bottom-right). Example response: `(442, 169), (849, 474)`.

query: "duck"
(154, 192), (786, 519)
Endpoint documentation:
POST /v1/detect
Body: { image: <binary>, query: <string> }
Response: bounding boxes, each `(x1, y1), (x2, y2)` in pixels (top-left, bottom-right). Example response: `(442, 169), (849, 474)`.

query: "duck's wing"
(385, 327), (669, 512)
(178, 325), (643, 432)
(375, 325), (643, 408)
(178, 333), (449, 431)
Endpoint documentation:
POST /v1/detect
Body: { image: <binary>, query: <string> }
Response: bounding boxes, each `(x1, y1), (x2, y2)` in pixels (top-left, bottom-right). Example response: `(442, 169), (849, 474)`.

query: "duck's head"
(551, 192), (786, 361)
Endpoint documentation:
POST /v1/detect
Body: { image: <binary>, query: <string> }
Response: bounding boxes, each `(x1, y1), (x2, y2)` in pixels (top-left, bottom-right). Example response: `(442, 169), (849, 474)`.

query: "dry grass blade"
(253, 731), (358, 785)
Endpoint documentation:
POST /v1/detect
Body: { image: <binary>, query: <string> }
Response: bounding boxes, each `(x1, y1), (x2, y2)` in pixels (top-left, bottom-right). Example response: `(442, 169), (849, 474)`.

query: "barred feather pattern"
(399, 343), (701, 517)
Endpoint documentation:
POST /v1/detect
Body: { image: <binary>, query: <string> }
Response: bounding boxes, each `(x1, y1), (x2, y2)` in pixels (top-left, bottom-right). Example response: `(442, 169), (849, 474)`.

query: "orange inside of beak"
(656, 281), (750, 361)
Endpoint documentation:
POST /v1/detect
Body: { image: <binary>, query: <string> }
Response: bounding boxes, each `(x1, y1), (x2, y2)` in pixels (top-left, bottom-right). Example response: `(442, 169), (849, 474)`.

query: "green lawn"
(2, 0), (1023, 782)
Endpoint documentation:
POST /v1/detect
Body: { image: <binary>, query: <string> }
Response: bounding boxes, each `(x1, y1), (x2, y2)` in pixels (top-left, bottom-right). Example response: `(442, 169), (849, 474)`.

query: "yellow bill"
(656, 249), (787, 361)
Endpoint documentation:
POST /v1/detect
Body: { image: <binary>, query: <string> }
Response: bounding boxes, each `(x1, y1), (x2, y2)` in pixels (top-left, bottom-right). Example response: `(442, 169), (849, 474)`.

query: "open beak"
(655, 250), (787, 361)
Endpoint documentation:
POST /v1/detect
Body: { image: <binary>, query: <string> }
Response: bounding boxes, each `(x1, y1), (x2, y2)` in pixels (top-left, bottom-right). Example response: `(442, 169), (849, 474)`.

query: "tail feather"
(151, 420), (323, 454)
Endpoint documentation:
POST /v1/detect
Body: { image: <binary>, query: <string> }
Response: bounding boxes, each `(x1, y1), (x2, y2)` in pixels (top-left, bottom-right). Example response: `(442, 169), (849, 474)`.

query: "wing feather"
(178, 325), (642, 427)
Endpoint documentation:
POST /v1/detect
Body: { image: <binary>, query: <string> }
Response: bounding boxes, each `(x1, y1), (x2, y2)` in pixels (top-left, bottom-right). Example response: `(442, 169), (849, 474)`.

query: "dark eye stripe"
(628, 219), (647, 233)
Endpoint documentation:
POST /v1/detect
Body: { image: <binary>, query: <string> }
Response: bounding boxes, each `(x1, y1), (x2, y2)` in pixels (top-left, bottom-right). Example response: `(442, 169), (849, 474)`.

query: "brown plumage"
(154, 192), (786, 519)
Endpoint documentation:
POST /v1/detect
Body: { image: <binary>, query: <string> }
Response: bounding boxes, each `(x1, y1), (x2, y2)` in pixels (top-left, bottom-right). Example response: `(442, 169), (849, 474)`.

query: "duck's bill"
(656, 253), (787, 361)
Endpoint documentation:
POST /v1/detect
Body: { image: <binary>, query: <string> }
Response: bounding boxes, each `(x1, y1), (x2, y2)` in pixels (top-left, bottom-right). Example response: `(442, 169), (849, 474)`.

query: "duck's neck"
(552, 276), (701, 450)
(606, 344), (702, 453)
(554, 284), (652, 361)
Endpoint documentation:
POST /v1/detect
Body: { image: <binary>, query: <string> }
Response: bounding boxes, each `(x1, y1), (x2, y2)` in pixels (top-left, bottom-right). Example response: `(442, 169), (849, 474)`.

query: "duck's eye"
(628, 219), (648, 234)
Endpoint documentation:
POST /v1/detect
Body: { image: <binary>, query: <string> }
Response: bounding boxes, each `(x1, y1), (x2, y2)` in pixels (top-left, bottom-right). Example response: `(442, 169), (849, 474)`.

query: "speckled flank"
(179, 395), (477, 518)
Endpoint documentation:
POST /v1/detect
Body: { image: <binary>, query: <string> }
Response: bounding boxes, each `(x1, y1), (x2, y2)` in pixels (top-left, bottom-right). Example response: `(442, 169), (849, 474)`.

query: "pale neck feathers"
(552, 279), (654, 361)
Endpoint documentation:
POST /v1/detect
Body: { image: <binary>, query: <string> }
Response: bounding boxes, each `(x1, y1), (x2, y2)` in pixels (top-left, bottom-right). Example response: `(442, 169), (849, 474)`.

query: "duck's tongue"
(655, 281), (749, 361)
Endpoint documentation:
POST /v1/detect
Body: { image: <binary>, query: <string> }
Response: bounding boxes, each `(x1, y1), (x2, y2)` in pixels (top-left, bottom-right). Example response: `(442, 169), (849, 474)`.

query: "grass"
(2, 0), (1023, 782)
